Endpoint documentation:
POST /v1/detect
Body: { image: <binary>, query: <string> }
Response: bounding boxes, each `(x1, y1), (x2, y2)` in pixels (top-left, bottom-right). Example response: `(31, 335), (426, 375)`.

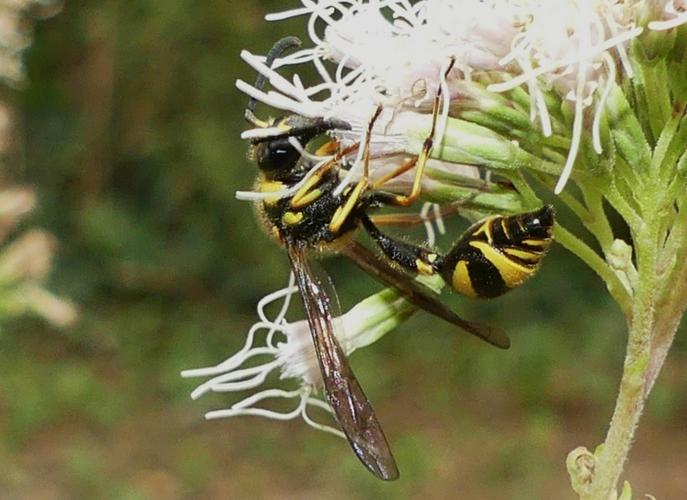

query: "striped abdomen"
(435, 206), (554, 299)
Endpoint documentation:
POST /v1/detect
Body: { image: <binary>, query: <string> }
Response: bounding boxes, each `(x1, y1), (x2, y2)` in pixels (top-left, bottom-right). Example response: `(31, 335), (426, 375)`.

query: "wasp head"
(249, 115), (351, 178)
(520, 205), (555, 238)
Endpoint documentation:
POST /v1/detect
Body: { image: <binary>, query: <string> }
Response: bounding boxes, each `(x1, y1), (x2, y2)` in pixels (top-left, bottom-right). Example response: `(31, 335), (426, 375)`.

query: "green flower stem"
(343, 286), (418, 353)
(599, 183), (643, 233)
(424, 184), (526, 212)
(580, 189), (615, 253)
(587, 217), (661, 500)
(553, 224), (632, 314)
(507, 171), (540, 208)
(647, 290), (686, 394)
(662, 197), (687, 274)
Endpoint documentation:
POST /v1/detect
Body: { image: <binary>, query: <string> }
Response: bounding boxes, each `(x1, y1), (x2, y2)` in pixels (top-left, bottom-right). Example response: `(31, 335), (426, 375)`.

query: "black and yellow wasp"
(242, 37), (554, 481)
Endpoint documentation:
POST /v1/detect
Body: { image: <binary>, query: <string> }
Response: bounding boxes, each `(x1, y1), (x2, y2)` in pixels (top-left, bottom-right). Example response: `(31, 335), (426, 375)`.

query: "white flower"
(237, 0), (653, 195)
(182, 273), (418, 437)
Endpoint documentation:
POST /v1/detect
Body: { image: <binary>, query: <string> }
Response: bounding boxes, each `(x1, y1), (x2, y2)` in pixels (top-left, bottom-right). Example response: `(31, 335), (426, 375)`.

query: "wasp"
(242, 37), (554, 480)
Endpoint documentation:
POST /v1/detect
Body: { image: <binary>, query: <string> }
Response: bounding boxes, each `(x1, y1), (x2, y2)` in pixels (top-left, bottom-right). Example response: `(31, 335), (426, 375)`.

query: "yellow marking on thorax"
(470, 240), (534, 287)
(451, 260), (478, 298)
(415, 259), (435, 276)
(282, 211), (304, 225)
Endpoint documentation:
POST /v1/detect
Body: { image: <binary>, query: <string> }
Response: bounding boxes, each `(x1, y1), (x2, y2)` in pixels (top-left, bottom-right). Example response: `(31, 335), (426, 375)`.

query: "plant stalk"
(584, 218), (662, 499)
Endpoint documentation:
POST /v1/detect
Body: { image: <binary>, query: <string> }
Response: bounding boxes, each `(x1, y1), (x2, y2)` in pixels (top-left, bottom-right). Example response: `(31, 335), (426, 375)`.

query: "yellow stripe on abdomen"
(469, 240), (535, 288)
(502, 247), (542, 264)
(451, 260), (478, 298)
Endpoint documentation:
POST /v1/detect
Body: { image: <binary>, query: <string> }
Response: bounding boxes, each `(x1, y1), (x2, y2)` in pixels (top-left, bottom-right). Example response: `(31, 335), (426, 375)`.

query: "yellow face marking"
(415, 259), (435, 276)
(259, 180), (285, 206)
(503, 247), (542, 263)
(260, 180), (284, 192)
(451, 260), (478, 298)
(282, 211), (304, 225)
(470, 240), (534, 288)
(471, 217), (496, 244)
(426, 253), (438, 264)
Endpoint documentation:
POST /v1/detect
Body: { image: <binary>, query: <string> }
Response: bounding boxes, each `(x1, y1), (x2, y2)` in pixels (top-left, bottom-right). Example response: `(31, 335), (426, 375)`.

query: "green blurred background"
(2, 1), (686, 498)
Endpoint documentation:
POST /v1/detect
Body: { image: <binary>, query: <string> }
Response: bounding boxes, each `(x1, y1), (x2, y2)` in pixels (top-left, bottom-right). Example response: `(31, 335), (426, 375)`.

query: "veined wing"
(286, 242), (399, 481)
(343, 241), (511, 350)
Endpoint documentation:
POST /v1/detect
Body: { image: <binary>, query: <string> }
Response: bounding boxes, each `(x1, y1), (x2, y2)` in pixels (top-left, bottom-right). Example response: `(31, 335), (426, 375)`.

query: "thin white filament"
(181, 322), (276, 379)
(489, 27), (643, 93)
(182, 276), (296, 381)
(301, 396), (345, 438)
(435, 57), (453, 150)
(265, 273), (297, 348)
(649, 2), (687, 31)
(333, 107), (377, 196)
(555, 5), (592, 194)
(190, 360), (281, 399)
(205, 388), (305, 420)
(515, 54), (552, 137)
(240, 50), (311, 104)
(288, 136), (333, 163)
(432, 202), (446, 235)
(420, 202), (435, 246)
(205, 386), (343, 439)
(236, 155), (331, 201)
(592, 52), (617, 154)
(235, 79), (322, 119)
(603, 11), (634, 78)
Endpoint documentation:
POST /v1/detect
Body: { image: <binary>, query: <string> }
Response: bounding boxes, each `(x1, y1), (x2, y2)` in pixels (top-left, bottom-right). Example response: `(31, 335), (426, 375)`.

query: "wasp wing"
(286, 243), (399, 481)
(342, 241), (510, 349)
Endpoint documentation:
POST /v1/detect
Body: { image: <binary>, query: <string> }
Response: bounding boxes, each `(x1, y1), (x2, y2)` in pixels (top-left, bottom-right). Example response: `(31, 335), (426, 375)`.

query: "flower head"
(236, 0), (664, 195)
(182, 273), (418, 436)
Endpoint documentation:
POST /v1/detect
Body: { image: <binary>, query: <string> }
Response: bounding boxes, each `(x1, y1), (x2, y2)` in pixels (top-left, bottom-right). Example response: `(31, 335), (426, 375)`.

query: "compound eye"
(256, 138), (301, 172)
